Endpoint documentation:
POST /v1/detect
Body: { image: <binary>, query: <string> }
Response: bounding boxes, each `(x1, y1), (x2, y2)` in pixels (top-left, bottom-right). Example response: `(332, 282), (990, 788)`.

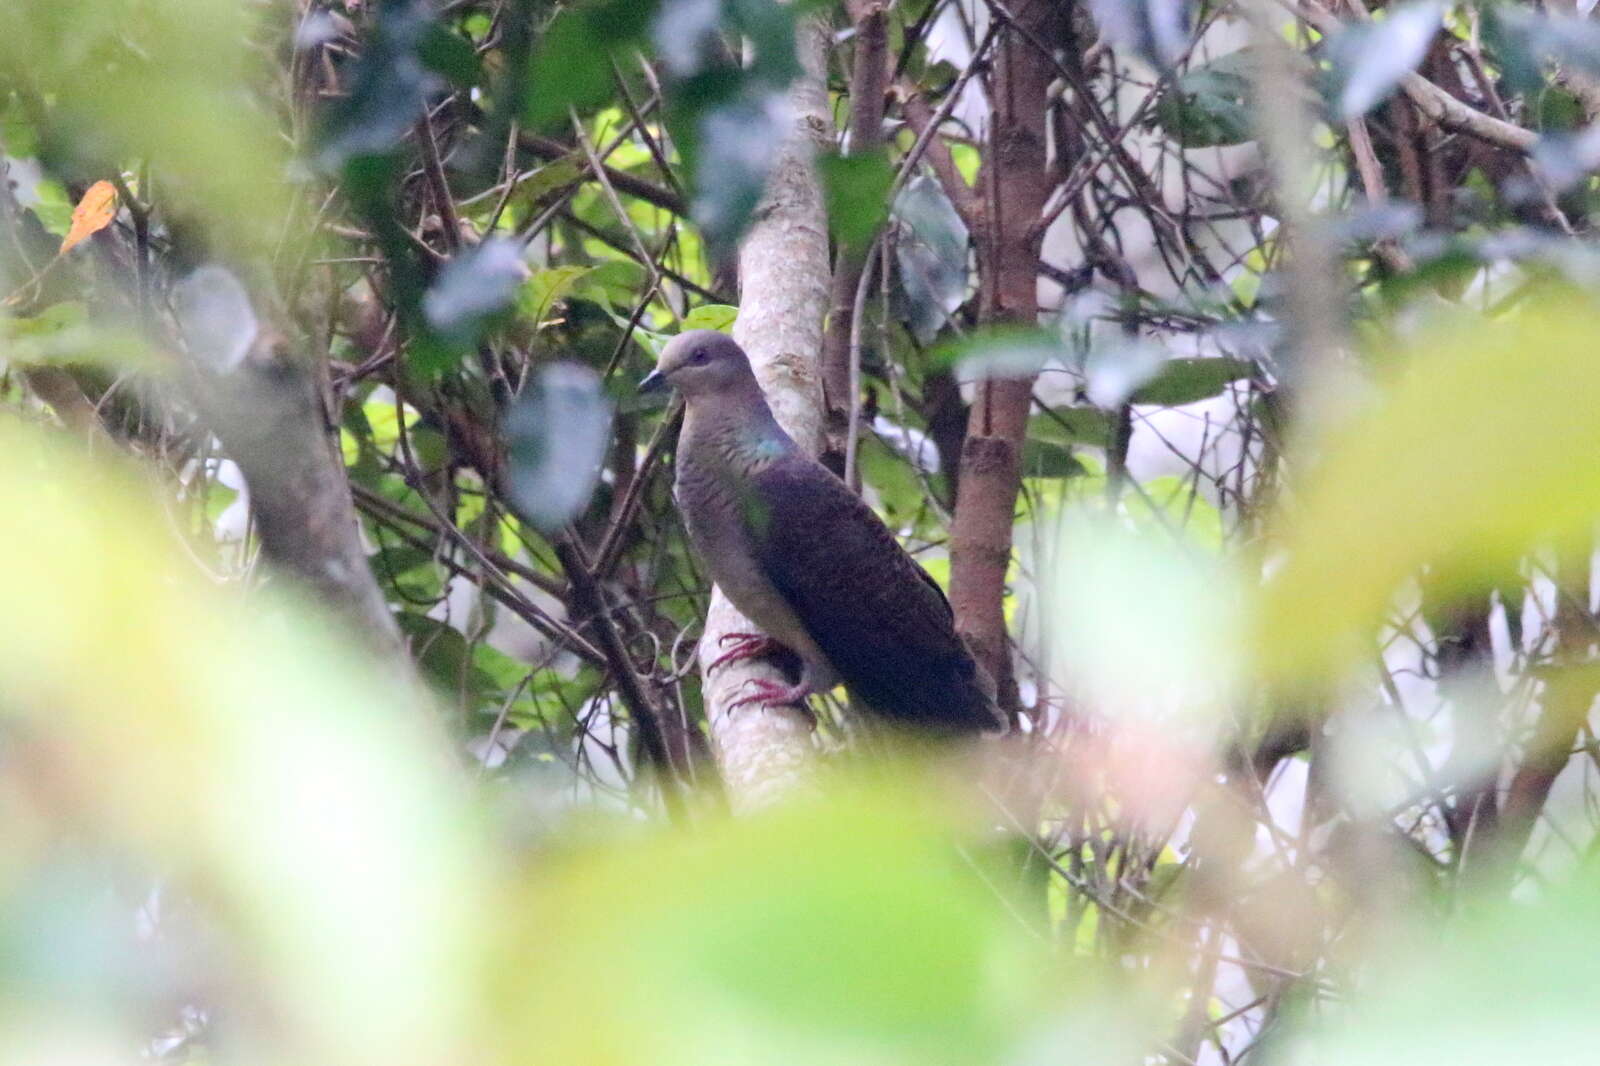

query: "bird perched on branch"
(641, 329), (1004, 736)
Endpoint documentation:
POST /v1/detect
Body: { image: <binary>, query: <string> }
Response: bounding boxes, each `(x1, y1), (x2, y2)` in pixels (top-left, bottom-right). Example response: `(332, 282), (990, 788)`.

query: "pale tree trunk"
(175, 267), (407, 665)
(698, 15), (833, 810)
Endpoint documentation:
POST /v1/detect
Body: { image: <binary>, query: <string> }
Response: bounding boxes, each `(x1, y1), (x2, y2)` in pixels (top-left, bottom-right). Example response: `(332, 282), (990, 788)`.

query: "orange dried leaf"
(59, 180), (119, 254)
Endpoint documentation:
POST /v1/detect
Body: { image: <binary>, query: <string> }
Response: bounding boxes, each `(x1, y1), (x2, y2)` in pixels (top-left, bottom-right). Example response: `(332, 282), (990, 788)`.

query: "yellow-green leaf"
(1258, 294), (1600, 678)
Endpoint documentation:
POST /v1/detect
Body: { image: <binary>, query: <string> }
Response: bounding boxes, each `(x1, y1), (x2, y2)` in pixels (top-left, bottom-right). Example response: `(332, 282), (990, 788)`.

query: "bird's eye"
(689, 349), (709, 365)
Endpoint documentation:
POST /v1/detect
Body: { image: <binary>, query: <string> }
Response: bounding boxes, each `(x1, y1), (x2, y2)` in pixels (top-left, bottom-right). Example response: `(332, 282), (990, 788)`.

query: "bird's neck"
(682, 386), (796, 476)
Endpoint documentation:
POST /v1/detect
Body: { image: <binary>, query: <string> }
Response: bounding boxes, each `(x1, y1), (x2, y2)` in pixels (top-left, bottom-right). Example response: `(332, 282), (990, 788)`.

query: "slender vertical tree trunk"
(947, 1), (1059, 714)
(698, 15), (832, 809)
(819, 0), (889, 475)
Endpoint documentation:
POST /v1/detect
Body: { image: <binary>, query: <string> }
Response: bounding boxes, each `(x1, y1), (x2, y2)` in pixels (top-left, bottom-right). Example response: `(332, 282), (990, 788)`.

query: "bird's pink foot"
(727, 677), (815, 714)
(706, 631), (782, 674)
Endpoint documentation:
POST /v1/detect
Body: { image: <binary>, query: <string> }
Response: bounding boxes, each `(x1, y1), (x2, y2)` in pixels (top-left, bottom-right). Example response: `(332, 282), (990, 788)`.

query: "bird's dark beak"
(638, 367), (668, 394)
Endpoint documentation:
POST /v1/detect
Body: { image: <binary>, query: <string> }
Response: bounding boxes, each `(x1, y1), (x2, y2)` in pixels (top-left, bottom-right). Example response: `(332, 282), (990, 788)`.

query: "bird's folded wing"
(747, 456), (979, 717)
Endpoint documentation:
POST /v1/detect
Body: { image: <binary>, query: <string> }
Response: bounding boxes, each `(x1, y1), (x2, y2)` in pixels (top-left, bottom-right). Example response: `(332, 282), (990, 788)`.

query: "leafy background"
(5, 1), (1600, 1064)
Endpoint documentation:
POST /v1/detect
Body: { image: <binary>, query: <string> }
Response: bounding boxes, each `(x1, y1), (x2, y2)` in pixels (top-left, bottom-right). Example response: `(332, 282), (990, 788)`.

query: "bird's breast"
(674, 463), (829, 672)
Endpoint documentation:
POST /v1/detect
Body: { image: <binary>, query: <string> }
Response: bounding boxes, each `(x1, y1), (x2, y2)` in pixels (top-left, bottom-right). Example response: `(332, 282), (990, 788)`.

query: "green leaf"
(1020, 439), (1088, 479)
(28, 180), (73, 237)
(509, 155), (585, 213)
(7, 0), (286, 242)
(370, 546), (444, 602)
(520, 265), (595, 327)
(544, 0), (801, 254)
(4, 300), (86, 338)
(857, 433), (927, 522)
(819, 150), (894, 255)
(680, 304), (738, 333)
(395, 613), (495, 703)
(417, 24), (481, 87)
(1155, 58), (1255, 148)
(505, 777), (1131, 1065)
(1294, 885), (1600, 1066)
(1031, 408), (1117, 449)
(524, 0), (658, 128)
(363, 396), (421, 455)
(722, 0), (801, 88)
(0, 302), (152, 369)
(1130, 357), (1255, 406)
(0, 94), (39, 158)
(934, 326), (1061, 381)
(1536, 87), (1583, 133)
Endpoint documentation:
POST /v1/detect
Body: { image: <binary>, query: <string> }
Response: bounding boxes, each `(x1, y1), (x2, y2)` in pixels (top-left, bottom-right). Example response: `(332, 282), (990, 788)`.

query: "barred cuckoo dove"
(641, 329), (1005, 735)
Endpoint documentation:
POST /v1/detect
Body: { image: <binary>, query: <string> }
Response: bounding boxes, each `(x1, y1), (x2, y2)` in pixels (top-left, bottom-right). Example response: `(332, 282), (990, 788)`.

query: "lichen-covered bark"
(699, 15), (832, 810)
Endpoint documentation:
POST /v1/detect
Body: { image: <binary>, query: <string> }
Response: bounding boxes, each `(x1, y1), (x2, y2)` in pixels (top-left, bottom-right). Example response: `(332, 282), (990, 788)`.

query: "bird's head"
(638, 329), (757, 400)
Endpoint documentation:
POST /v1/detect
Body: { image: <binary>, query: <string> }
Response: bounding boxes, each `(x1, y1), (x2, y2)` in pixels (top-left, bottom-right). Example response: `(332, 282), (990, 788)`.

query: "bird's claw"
(727, 678), (816, 723)
(706, 631), (780, 674)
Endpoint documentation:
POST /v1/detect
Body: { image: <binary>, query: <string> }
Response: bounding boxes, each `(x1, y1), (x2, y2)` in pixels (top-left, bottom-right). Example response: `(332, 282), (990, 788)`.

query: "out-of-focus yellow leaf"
(58, 180), (117, 253)
(1258, 293), (1600, 678)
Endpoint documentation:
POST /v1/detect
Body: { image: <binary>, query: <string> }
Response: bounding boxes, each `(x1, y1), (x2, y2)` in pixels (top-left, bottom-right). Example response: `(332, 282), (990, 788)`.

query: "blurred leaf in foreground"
(1485, 8), (1600, 99)
(423, 238), (530, 347)
(505, 362), (614, 532)
(1259, 293), (1600, 678)
(1087, 0), (1195, 72)
(1284, 884), (1600, 1066)
(938, 325), (1061, 383)
(0, 421), (484, 1066)
(494, 774), (1146, 1066)
(0, 0), (285, 247)
(1043, 520), (1243, 827)
(679, 85), (792, 256)
(0, 301), (153, 369)
(174, 265), (260, 372)
(893, 175), (970, 343)
(317, 0), (453, 168)
(1319, 2), (1444, 120)
(525, 0), (658, 128)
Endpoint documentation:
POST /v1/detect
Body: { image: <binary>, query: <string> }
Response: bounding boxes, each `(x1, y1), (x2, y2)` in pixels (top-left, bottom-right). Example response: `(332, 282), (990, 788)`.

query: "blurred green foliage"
(6, 1), (1600, 1065)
